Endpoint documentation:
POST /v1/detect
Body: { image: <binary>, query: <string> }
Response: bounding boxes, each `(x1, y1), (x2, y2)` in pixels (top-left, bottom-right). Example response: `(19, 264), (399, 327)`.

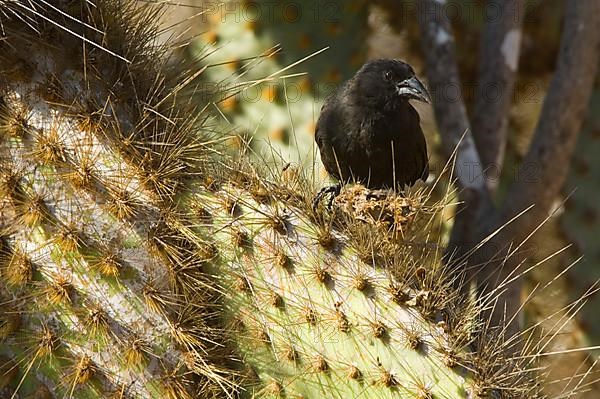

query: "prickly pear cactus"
(194, 0), (369, 176)
(0, 1), (551, 398)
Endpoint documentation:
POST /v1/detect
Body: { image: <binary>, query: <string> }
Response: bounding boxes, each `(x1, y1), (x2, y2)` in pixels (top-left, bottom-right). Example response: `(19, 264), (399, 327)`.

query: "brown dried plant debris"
(333, 185), (420, 228)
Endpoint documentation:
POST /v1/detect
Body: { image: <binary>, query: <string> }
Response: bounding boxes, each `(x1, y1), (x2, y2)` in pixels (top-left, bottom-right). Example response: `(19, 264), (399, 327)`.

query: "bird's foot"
(312, 184), (342, 211)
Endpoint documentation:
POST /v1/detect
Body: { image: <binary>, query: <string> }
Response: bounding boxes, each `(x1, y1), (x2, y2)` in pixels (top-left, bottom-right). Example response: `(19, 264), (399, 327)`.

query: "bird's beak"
(396, 76), (431, 104)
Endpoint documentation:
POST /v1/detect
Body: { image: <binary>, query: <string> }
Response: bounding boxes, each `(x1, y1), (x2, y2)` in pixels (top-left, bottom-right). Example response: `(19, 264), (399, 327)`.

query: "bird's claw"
(312, 184), (342, 212)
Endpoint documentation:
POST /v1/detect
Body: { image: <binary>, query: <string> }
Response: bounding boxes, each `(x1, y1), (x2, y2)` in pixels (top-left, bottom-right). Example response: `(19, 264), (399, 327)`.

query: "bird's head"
(353, 59), (431, 107)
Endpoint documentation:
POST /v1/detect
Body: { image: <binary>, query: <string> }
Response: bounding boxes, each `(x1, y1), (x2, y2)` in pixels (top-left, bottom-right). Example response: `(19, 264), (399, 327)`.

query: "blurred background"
(162, 1), (600, 395)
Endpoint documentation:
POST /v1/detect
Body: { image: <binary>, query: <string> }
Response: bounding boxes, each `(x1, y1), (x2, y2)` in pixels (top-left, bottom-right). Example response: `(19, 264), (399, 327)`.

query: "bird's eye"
(384, 71), (393, 81)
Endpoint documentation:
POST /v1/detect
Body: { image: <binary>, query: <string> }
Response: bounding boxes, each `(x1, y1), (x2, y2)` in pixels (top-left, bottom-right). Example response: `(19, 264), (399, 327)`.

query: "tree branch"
(472, 0), (526, 192)
(498, 0), (600, 240)
(416, 0), (599, 341)
(417, 0), (495, 262)
(470, 0), (600, 337)
(417, 0), (486, 193)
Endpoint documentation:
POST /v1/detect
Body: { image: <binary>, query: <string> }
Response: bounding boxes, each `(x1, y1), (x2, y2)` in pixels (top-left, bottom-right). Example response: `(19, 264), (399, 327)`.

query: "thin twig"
(472, 0), (526, 192)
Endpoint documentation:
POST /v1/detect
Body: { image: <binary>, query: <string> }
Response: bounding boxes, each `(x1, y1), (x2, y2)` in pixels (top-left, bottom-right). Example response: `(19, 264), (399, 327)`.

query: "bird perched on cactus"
(314, 59), (430, 206)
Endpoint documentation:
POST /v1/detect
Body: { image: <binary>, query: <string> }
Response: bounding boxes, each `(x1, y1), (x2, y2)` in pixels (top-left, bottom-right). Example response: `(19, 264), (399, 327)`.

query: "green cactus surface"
(193, 0), (369, 177)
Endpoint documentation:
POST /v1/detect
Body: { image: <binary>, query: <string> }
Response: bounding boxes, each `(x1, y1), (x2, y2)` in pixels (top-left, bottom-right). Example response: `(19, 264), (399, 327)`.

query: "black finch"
(315, 59), (430, 190)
